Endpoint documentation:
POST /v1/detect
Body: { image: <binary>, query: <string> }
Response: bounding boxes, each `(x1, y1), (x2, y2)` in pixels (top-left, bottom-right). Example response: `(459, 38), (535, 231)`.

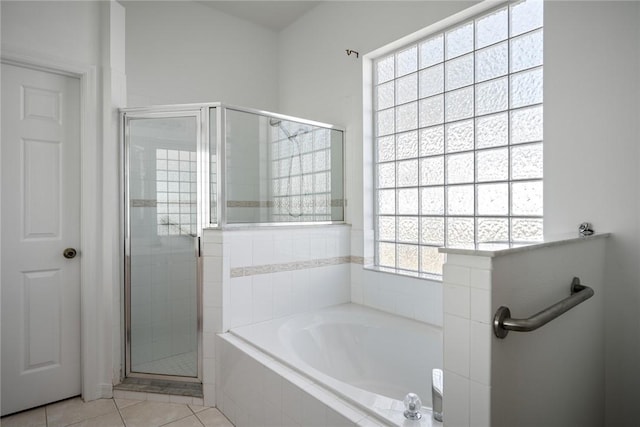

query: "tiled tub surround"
(203, 224), (351, 330)
(201, 224), (352, 406)
(352, 266), (443, 327)
(350, 228), (444, 327)
(440, 233), (609, 427)
(221, 304), (442, 426)
(230, 255), (353, 278)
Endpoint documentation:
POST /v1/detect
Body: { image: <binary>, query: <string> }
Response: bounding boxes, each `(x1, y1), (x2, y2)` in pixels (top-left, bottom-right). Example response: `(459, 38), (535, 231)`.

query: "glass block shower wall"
(224, 108), (344, 224)
(270, 124), (336, 222)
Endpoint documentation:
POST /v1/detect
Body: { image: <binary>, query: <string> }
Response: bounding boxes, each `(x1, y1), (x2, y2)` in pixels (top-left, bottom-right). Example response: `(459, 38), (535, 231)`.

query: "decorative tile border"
(230, 256), (356, 278)
(131, 199), (157, 207)
(227, 200), (274, 208)
(350, 256), (365, 265)
(226, 199), (346, 209)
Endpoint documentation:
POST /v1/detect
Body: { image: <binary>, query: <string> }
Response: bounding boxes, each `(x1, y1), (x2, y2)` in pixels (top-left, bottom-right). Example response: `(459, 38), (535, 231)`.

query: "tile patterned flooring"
(0, 397), (234, 427)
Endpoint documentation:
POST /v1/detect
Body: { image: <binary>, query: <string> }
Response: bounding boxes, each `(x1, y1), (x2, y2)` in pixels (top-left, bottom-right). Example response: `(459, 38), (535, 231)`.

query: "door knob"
(63, 248), (77, 259)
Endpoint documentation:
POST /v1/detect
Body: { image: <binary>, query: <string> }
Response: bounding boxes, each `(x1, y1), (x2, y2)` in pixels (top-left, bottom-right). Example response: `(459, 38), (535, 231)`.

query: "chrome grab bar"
(493, 277), (594, 339)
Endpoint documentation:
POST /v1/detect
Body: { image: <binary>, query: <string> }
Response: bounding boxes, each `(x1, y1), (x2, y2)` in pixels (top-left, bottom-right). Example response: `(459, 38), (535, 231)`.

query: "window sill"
(362, 264), (443, 283)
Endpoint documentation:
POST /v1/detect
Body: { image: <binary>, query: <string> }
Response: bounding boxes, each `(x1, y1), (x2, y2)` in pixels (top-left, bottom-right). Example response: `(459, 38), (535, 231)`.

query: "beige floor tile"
(119, 401), (192, 427)
(0, 407), (46, 427)
(114, 398), (143, 410)
(195, 408), (234, 427)
(188, 405), (207, 414)
(145, 393), (171, 403)
(67, 410), (124, 427)
(113, 390), (147, 401)
(46, 398), (117, 427)
(161, 415), (205, 427)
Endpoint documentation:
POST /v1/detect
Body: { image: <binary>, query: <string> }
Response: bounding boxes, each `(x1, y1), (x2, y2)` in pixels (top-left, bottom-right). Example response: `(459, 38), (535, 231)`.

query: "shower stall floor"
(131, 351), (197, 378)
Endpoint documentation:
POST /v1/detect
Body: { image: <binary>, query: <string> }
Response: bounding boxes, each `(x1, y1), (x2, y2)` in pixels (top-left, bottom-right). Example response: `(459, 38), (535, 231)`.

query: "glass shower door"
(125, 113), (200, 379)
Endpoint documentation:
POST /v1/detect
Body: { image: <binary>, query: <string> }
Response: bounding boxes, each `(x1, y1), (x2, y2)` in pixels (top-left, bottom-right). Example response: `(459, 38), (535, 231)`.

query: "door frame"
(1, 49), (103, 402)
(121, 109), (204, 383)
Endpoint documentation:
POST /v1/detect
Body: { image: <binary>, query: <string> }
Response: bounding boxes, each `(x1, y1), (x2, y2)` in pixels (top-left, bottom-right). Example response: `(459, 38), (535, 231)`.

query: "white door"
(1, 63), (81, 416)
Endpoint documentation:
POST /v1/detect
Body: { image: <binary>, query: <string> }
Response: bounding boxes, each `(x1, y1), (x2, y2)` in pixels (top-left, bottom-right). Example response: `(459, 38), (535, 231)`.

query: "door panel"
(1, 63), (81, 416)
(126, 115), (200, 379)
(23, 269), (61, 370)
(23, 138), (62, 238)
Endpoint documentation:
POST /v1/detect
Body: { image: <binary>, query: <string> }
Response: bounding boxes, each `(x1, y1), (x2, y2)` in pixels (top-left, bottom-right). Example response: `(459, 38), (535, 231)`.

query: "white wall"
(543, 3), (640, 424)
(278, 0), (640, 424)
(1, 1), (101, 66)
(1, 1), (3, 413)
(124, 1), (279, 110)
(102, 0), (127, 394)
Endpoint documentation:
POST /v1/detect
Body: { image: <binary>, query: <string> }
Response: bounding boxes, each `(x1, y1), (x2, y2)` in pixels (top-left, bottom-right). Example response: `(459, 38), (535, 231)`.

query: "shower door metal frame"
(121, 106), (208, 382)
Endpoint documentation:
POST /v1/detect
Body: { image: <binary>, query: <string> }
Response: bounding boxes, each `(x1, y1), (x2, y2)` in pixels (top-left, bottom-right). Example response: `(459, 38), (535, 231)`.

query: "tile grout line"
(194, 412), (206, 427)
(188, 404), (198, 416)
(114, 400), (128, 427)
(187, 404), (204, 427)
(158, 411), (204, 427)
(5, 398), (214, 427)
(116, 399), (201, 427)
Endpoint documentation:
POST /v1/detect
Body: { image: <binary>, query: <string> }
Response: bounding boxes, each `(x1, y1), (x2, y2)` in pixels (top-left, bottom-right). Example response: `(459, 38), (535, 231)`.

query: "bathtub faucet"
(432, 368), (443, 422)
(403, 393), (422, 420)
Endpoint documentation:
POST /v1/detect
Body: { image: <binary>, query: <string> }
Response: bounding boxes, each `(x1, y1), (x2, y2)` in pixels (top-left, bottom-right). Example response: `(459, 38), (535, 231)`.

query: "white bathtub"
(229, 303), (443, 425)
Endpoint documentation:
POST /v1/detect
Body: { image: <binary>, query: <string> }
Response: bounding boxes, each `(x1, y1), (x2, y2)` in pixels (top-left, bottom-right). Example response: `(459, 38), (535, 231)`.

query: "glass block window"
(270, 124), (333, 222)
(156, 149), (197, 236)
(373, 0), (543, 276)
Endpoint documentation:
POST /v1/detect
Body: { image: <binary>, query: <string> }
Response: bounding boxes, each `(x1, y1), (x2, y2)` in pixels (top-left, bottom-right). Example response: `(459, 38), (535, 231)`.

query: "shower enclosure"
(121, 104), (344, 380)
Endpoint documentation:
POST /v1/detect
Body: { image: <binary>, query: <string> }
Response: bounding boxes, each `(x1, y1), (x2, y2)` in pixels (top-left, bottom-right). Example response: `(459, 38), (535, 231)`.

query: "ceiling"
(197, 1), (322, 31)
